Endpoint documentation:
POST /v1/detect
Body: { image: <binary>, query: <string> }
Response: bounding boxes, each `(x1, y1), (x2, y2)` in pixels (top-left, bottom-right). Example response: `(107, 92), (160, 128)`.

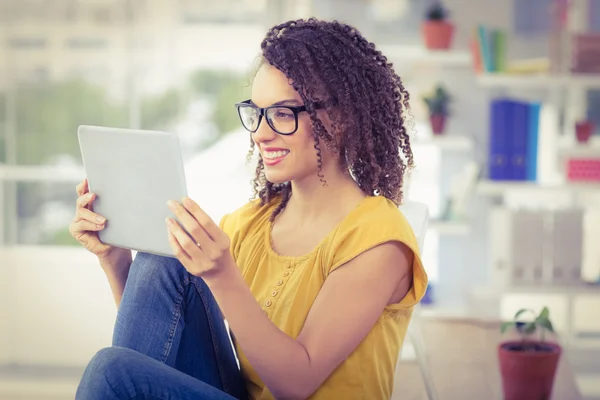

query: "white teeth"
(264, 150), (289, 159)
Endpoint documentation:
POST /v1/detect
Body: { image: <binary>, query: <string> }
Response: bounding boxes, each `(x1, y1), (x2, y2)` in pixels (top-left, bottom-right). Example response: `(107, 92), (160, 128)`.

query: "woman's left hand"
(166, 197), (232, 278)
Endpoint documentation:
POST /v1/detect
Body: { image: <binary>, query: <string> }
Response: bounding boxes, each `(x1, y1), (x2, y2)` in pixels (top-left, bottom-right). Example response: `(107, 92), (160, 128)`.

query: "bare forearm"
(204, 263), (314, 399)
(99, 251), (132, 307)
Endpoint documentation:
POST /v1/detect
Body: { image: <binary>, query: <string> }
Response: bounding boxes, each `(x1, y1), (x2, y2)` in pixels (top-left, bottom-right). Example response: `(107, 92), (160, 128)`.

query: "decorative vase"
(430, 114), (447, 135)
(575, 121), (594, 143)
(498, 341), (561, 400)
(421, 21), (455, 50)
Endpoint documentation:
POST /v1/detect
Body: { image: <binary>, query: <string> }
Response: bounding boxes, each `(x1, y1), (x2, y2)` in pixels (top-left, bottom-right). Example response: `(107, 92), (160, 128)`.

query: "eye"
(274, 109), (294, 119)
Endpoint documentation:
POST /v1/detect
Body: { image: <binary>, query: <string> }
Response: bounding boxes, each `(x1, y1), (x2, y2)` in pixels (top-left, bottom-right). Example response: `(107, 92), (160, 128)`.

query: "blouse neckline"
(264, 195), (375, 263)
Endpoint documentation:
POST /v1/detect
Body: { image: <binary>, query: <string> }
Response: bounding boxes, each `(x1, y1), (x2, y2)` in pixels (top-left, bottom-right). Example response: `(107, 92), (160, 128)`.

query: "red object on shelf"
(567, 158), (600, 182)
(575, 121), (595, 143)
(422, 21), (455, 50)
(430, 114), (447, 135)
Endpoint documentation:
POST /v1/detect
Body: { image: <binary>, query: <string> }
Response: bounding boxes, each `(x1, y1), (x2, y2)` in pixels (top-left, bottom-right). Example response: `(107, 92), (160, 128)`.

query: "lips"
(262, 148), (289, 166)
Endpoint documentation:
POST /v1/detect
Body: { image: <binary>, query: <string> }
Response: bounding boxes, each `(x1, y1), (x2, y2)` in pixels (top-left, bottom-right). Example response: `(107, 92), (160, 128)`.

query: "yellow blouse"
(219, 195), (427, 400)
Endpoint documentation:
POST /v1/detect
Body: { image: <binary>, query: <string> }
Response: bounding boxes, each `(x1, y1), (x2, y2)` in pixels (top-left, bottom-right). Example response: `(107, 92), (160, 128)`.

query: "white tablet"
(78, 125), (188, 257)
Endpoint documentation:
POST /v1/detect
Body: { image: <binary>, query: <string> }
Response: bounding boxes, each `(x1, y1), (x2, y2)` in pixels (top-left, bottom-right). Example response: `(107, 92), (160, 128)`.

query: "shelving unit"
(477, 73), (600, 89)
(476, 180), (600, 196)
(428, 219), (470, 235)
(412, 135), (474, 151)
(379, 45), (471, 67)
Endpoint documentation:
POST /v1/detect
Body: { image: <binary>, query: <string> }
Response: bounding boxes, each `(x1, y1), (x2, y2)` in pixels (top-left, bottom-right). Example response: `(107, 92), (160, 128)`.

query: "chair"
(393, 200), (438, 400)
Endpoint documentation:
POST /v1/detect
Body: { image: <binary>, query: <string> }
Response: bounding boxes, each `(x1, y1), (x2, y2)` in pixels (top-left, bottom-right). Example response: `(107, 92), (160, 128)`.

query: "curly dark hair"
(249, 18), (414, 220)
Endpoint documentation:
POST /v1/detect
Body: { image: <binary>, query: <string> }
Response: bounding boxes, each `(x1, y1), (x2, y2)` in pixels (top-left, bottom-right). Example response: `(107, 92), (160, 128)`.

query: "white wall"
(0, 247), (116, 367)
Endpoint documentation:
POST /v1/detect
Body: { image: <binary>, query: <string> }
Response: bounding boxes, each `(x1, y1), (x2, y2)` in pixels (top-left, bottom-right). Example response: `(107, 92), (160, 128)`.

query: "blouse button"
(271, 290), (278, 297)
(276, 280), (283, 286)
(265, 299), (272, 307)
(283, 271), (290, 277)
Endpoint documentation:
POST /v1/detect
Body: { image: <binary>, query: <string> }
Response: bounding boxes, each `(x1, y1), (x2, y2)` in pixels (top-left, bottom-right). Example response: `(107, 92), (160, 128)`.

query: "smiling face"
(248, 63), (335, 185)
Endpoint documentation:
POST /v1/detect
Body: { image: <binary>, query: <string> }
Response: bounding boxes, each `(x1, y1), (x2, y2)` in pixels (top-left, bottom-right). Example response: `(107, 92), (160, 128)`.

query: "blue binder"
(510, 101), (529, 181)
(489, 99), (511, 180)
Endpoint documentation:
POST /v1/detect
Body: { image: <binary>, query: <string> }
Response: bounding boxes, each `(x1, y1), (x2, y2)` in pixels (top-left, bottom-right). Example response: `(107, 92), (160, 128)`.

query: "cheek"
(290, 118), (336, 168)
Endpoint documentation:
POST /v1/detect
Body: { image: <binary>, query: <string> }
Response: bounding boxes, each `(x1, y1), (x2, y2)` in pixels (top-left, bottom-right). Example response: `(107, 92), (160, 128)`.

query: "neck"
(285, 163), (366, 222)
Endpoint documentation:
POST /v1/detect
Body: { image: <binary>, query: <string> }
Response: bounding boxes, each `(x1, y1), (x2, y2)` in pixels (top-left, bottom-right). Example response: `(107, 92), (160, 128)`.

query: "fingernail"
(96, 224), (103, 229)
(87, 193), (93, 199)
(166, 217), (174, 225)
(182, 197), (192, 208)
(167, 200), (176, 209)
(95, 216), (105, 223)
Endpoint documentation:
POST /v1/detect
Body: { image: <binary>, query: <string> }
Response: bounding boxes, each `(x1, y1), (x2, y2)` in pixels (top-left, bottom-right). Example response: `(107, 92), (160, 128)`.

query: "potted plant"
(575, 120), (595, 143)
(422, 2), (455, 50)
(423, 84), (451, 135)
(499, 307), (562, 400)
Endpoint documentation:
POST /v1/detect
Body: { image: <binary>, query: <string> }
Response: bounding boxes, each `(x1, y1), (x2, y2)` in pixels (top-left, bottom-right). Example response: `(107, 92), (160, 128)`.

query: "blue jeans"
(76, 252), (248, 400)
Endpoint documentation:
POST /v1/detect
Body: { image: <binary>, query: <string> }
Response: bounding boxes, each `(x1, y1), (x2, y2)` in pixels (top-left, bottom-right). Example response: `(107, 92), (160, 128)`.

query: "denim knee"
(129, 252), (187, 287)
(76, 347), (131, 399)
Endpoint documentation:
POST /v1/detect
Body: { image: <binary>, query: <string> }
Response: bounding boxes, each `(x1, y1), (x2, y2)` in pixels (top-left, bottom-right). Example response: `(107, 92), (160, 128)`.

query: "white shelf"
(412, 135), (474, 151)
(380, 45), (471, 67)
(558, 142), (600, 158)
(477, 73), (600, 89)
(504, 283), (600, 295)
(476, 180), (600, 196)
(428, 220), (470, 235)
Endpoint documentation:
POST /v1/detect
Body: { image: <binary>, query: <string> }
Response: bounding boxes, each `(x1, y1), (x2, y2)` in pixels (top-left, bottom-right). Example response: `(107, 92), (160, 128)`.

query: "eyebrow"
(249, 99), (302, 107)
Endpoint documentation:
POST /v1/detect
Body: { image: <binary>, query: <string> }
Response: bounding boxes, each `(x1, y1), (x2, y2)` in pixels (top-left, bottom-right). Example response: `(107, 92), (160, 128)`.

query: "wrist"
(201, 258), (238, 288)
(99, 249), (132, 274)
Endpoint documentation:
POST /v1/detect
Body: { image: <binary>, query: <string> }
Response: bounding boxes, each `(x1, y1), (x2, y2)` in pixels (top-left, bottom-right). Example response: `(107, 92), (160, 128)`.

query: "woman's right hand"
(69, 178), (129, 263)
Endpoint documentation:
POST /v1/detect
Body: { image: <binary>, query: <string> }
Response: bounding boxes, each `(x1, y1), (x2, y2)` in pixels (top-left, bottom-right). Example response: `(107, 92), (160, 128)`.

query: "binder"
(489, 99), (511, 180)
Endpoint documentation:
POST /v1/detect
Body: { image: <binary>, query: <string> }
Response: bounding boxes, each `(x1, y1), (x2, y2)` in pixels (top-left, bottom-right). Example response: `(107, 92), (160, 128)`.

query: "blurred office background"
(0, 0), (599, 398)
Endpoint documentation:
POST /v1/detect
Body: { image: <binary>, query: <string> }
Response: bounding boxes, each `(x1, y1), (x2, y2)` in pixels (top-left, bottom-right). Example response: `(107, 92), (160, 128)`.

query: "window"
(179, 0), (266, 24)
(66, 38), (108, 50)
(0, 7), (264, 247)
(15, 67), (49, 83)
(8, 38), (46, 49)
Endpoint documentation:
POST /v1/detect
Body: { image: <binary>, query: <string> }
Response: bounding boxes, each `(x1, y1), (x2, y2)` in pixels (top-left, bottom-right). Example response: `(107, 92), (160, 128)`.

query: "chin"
(264, 169), (293, 185)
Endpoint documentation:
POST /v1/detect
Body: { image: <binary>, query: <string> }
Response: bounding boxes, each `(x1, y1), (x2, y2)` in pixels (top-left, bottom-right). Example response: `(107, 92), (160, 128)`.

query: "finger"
(167, 228), (193, 264)
(181, 197), (221, 240)
(76, 207), (106, 224)
(71, 219), (105, 235)
(76, 192), (95, 209)
(167, 200), (212, 246)
(76, 178), (89, 197)
(167, 218), (202, 260)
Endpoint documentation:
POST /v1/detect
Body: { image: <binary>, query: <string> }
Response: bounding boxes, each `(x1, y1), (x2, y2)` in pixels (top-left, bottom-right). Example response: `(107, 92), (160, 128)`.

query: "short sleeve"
(219, 213), (231, 234)
(324, 203), (428, 309)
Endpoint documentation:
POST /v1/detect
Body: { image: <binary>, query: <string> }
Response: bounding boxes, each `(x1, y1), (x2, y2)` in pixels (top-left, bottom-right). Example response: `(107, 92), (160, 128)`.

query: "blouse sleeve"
(323, 210), (428, 309)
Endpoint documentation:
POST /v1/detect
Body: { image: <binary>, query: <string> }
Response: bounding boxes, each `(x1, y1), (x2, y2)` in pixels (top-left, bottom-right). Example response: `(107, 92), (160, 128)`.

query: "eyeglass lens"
(238, 105), (297, 134)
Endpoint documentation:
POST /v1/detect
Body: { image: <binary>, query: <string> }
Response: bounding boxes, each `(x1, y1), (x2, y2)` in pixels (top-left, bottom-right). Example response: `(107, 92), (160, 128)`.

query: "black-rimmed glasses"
(235, 100), (314, 135)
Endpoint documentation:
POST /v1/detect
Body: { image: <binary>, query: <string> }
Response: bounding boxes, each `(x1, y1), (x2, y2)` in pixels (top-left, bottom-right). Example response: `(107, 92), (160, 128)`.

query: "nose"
(251, 116), (278, 144)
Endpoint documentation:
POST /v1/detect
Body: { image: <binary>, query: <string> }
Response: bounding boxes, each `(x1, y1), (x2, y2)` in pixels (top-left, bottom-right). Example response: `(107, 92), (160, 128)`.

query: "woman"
(72, 18), (427, 400)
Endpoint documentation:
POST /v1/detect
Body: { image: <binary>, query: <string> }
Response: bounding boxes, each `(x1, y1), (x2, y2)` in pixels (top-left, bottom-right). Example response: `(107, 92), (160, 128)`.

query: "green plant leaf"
(514, 308), (534, 321)
(500, 321), (514, 333)
(536, 318), (555, 333)
(523, 322), (537, 335)
(538, 307), (549, 320)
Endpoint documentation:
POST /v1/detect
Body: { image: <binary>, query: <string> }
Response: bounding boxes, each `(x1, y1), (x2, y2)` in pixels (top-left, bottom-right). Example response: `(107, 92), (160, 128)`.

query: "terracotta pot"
(498, 341), (562, 400)
(422, 21), (455, 50)
(575, 121), (594, 143)
(430, 114), (447, 135)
